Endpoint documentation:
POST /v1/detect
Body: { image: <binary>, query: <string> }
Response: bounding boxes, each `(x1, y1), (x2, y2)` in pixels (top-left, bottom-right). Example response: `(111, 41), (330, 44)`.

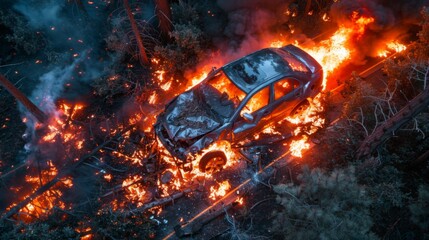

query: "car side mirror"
(242, 112), (254, 122)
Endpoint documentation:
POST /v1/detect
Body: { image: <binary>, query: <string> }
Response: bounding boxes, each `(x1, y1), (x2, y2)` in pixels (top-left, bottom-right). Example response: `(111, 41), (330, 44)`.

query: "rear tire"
(199, 151), (227, 173)
(291, 100), (310, 118)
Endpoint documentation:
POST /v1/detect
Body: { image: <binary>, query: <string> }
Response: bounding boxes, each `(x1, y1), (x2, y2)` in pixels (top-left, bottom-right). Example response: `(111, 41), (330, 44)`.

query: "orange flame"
(302, 13), (374, 90)
(209, 180), (231, 200)
(377, 40), (407, 57)
(289, 135), (310, 158)
(122, 175), (150, 207)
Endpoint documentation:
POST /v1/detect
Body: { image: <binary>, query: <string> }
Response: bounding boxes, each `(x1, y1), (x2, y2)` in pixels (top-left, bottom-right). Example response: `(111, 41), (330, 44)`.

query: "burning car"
(155, 44), (323, 172)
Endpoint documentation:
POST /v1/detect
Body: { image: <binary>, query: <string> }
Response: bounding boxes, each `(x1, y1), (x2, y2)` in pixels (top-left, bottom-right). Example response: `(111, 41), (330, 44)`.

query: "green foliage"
(92, 73), (131, 99)
(359, 165), (409, 236)
(272, 166), (376, 240)
(89, 209), (156, 239)
(0, 10), (46, 55)
(153, 23), (204, 78)
(171, 1), (200, 26)
(364, 166), (406, 210)
(0, 222), (78, 240)
(152, 1), (210, 80)
(0, 208), (157, 239)
(409, 184), (429, 231)
(105, 15), (132, 61)
(341, 73), (379, 136)
(383, 8), (429, 101)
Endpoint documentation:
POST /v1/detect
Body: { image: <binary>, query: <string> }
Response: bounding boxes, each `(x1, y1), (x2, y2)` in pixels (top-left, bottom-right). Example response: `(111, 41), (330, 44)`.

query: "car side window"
(278, 51), (309, 73)
(241, 86), (270, 116)
(274, 78), (299, 100)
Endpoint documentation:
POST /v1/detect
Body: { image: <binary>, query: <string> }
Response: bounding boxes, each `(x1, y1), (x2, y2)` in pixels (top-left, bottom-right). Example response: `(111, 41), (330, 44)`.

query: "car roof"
(223, 49), (290, 93)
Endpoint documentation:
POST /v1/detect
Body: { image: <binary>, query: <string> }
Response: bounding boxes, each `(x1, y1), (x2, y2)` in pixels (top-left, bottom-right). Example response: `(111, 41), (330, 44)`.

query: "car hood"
(160, 87), (230, 141)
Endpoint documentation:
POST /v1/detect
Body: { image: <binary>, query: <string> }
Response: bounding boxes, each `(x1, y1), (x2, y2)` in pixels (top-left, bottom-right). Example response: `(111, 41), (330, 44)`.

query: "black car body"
(155, 44), (323, 171)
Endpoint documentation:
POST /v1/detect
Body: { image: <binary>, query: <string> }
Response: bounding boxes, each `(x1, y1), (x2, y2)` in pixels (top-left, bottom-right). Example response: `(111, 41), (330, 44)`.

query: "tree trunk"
(305, 0), (312, 13)
(154, 0), (172, 38)
(356, 87), (429, 159)
(0, 74), (47, 123)
(123, 0), (149, 65)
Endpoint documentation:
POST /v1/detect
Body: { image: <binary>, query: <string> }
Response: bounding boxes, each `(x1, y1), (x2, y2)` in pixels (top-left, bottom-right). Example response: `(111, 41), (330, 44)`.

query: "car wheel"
(199, 151), (227, 173)
(291, 100), (310, 118)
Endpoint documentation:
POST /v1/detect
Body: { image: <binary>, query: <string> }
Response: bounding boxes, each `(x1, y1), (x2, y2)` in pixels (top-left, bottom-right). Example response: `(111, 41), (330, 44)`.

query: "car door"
(268, 77), (302, 122)
(232, 86), (271, 140)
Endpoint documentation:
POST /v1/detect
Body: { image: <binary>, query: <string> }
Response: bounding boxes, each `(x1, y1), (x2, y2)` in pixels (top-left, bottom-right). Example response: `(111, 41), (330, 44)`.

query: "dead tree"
(0, 74), (47, 123)
(123, 0), (149, 65)
(356, 86), (429, 159)
(154, 0), (172, 38)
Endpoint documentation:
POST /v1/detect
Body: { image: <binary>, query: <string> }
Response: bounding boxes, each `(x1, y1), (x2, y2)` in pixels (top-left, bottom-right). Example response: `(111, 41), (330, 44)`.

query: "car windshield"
(200, 71), (246, 118)
(224, 49), (288, 92)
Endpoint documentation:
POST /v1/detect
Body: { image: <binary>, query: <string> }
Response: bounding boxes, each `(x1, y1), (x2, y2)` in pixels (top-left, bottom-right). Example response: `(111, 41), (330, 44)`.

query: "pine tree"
(272, 166), (377, 240)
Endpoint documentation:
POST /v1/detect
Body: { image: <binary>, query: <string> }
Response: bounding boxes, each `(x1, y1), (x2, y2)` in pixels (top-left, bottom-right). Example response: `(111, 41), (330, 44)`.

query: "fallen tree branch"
(356, 86), (429, 159)
(0, 74), (47, 123)
(128, 189), (191, 215)
(0, 124), (136, 221)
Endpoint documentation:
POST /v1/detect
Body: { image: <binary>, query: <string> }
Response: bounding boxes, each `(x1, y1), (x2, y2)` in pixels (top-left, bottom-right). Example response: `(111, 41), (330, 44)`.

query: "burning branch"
(0, 74), (47, 123)
(123, 0), (149, 65)
(128, 189), (191, 215)
(0, 124), (136, 222)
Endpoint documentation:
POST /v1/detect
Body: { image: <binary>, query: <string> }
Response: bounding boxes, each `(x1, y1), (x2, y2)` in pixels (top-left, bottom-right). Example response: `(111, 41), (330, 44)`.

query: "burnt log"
(356, 87), (429, 159)
(130, 189), (190, 214)
(0, 74), (47, 123)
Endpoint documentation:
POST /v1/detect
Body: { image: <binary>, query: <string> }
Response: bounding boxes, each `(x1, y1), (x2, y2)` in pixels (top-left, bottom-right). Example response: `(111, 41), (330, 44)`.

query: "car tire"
(291, 100), (310, 117)
(199, 151), (227, 173)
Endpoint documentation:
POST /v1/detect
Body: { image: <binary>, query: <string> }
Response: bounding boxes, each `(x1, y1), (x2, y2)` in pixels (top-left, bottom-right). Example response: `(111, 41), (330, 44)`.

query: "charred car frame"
(155, 44), (323, 172)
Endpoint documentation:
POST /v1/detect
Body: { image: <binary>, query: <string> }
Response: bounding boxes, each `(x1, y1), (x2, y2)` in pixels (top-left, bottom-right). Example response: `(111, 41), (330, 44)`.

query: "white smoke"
(32, 53), (85, 115)
(14, 0), (64, 28)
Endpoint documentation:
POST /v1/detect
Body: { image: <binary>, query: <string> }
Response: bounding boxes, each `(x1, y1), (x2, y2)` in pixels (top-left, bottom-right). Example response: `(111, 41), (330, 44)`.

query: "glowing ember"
(75, 225), (93, 240)
(148, 91), (157, 104)
(122, 175), (150, 207)
(235, 197), (244, 205)
(209, 180), (231, 200)
(8, 161), (73, 222)
(104, 174), (112, 182)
